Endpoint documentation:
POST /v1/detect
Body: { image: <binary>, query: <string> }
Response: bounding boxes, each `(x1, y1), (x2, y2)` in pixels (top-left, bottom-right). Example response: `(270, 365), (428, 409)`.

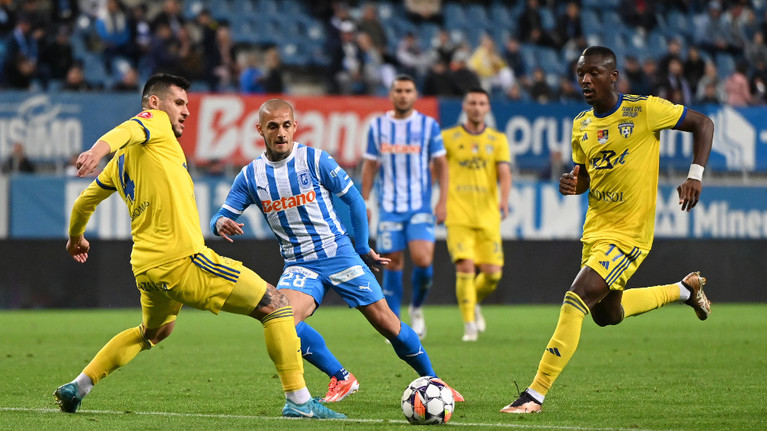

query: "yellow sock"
(476, 271), (502, 303)
(621, 283), (681, 318)
(83, 325), (152, 384)
(530, 291), (589, 396)
(456, 272), (476, 323)
(261, 306), (305, 393)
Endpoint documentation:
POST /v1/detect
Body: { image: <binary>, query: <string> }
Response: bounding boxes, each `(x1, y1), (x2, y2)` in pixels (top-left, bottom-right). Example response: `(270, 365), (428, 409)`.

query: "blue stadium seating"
(716, 52), (736, 78)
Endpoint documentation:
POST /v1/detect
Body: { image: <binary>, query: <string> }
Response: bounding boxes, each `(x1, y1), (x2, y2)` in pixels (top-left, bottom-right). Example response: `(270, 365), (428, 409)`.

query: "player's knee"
(142, 322), (173, 346)
(592, 310), (623, 327)
(256, 284), (290, 315)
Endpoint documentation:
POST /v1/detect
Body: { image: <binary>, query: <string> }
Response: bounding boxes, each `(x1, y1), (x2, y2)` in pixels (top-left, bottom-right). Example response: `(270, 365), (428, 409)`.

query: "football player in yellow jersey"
(442, 88), (511, 342)
(53, 74), (345, 419)
(501, 47), (714, 414)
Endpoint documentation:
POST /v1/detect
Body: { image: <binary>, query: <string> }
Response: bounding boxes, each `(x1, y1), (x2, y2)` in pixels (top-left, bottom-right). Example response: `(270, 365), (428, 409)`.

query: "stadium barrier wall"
(1, 238), (764, 309)
(1, 92), (765, 172)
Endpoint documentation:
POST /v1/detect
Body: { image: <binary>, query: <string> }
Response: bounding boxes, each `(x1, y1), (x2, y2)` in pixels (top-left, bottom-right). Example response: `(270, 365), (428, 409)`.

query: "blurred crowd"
(0, 0), (766, 107)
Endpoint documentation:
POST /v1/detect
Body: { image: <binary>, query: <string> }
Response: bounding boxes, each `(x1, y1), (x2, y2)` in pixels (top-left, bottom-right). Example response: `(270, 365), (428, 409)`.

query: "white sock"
(678, 282), (691, 302)
(73, 373), (93, 398)
(285, 387), (311, 404)
(526, 387), (545, 404)
(464, 321), (477, 334)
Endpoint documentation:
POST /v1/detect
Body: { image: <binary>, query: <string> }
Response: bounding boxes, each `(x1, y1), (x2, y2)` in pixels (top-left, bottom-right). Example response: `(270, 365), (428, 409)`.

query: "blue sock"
(295, 321), (344, 378)
(388, 322), (436, 377)
(383, 269), (404, 317)
(411, 265), (433, 308)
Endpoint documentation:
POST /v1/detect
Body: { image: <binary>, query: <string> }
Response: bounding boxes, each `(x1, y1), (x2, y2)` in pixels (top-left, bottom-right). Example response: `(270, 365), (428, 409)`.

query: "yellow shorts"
(446, 224), (504, 266)
(135, 246), (267, 329)
(581, 240), (649, 291)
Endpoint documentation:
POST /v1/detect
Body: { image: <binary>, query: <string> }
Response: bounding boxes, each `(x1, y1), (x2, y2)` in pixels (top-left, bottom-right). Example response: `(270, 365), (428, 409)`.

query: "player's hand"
(360, 249), (390, 272)
(66, 235), (90, 263)
(215, 216), (245, 242)
(76, 150), (102, 177)
(559, 165), (580, 195)
(677, 178), (702, 212)
(435, 201), (447, 224)
(499, 201), (510, 219)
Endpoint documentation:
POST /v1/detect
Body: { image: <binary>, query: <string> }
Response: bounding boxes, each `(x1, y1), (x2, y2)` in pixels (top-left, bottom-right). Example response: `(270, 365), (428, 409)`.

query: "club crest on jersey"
(619, 121), (634, 138)
(597, 129), (609, 145)
(472, 143), (479, 153)
(136, 111), (152, 119)
(298, 171), (311, 189)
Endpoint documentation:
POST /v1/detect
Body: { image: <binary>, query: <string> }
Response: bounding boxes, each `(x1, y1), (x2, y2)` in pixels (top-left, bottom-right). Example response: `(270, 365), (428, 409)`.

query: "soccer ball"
(401, 376), (454, 425)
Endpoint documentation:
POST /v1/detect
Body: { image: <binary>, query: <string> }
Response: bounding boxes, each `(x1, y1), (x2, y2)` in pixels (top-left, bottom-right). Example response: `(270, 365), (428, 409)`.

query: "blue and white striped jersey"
(364, 110), (446, 213)
(214, 143), (356, 263)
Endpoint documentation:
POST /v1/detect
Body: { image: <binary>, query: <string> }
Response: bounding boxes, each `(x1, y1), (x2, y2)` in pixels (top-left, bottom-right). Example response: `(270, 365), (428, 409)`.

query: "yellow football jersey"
(443, 125), (511, 229)
(571, 94), (685, 249)
(70, 109), (204, 275)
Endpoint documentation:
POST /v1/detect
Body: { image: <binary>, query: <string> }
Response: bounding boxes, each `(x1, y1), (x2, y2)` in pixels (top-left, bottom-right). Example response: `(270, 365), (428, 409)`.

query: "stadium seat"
(490, 3), (512, 29)
(581, 9), (600, 39)
(662, 10), (692, 39)
(716, 52), (736, 78)
(537, 46), (564, 75)
(466, 4), (490, 30)
(444, 3), (467, 30)
(539, 8), (555, 31)
(280, 42), (309, 67)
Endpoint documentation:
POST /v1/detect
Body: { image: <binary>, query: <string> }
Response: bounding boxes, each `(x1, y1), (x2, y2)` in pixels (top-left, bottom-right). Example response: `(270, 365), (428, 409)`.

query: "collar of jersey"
(386, 110), (418, 122)
(262, 142), (299, 167)
(593, 93), (624, 119)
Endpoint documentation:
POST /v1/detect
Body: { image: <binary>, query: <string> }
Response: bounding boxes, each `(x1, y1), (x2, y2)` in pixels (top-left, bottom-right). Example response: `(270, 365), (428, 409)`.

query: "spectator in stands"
(396, 31), (431, 83)
(749, 61), (767, 105)
(448, 44), (482, 96)
(111, 65), (139, 92)
(517, 0), (555, 47)
(40, 24), (75, 85)
(128, 4), (152, 68)
(695, 61), (724, 104)
(404, 0), (442, 25)
(721, 0), (755, 56)
(359, 32), (395, 95)
(61, 62), (97, 92)
(196, 9), (220, 91)
(658, 38), (683, 82)
(51, 0), (79, 27)
(503, 37), (528, 89)
(529, 66), (553, 103)
(746, 32), (767, 68)
(658, 58), (693, 105)
(555, 1), (583, 50)
(145, 21), (181, 76)
(0, 1), (14, 37)
(152, 0), (185, 38)
(94, 0), (132, 75)
(622, 55), (644, 94)
(357, 3), (388, 56)
(325, 1), (352, 54)
(619, 0), (658, 32)
(696, 1), (739, 57)
(431, 29), (456, 66)
(423, 60), (456, 97)
(3, 13), (40, 89)
(468, 34), (516, 99)
(176, 25), (203, 81)
(724, 61), (753, 106)
(261, 47), (285, 94)
(328, 20), (366, 94)
(557, 76), (581, 103)
(684, 46), (706, 91)
(239, 49), (265, 94)
(2, 142), (35, 174)
(210, 22), (237, 92)
(637, 57), (661, 96)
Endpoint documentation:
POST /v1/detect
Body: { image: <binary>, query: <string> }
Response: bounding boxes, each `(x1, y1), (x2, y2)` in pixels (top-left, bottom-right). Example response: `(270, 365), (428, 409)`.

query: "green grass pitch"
(1, 304), (765, 430)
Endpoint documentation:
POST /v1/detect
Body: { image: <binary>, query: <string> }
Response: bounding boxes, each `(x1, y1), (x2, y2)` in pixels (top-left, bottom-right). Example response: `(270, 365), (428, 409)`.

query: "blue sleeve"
(210, 169), (255, 236)
(429, 119), (445, 156)
(318, 152), (370, 255)
(339, 185), (371, 255)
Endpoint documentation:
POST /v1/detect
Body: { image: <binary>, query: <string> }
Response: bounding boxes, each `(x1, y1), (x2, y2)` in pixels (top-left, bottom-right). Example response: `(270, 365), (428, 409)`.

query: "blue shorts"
(376, 210), (435, 253)
(277, 254), (384, 308)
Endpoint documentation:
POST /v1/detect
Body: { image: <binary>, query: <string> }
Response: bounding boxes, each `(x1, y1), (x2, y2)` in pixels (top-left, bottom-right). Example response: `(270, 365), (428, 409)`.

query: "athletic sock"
(678, 282), (691, 302)
(285, 387), (312, 404)
(295, 321), (344, 378)
(621, 283), (681, 318)
(475, 271), (502, 303)
(455, 272), (476, 323)
(388, 322), (436, 377)
(411, 265), (433, 308)
(332, 368), (350, 381)
(83, 325), (152, 384)
(383, 269), (404, 317)
(261, 306), (306, 393)
(72, 373), (93, 398)
(530, 291), (589, 396)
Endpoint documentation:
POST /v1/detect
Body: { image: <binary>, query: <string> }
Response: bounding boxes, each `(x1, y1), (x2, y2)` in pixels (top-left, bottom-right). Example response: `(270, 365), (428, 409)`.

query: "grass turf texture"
(1, 304), (765, 430)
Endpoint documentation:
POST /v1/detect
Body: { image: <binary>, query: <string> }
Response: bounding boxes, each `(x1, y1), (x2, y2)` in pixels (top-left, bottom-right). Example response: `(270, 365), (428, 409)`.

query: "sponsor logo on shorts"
(329, 265), (365, 286)
(284, 266), (319, 279)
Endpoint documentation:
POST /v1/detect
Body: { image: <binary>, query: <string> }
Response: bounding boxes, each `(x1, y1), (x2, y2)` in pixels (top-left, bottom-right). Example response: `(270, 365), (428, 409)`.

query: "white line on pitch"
(0, 407), (681, 431)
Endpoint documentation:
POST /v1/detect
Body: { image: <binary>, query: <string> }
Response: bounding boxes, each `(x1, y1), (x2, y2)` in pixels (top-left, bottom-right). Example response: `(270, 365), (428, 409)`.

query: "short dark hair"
(464, 87), (489, 98)
(392, 73), (417, 88)
(581, 46), (617, 69)
(141, 74), (190, 107)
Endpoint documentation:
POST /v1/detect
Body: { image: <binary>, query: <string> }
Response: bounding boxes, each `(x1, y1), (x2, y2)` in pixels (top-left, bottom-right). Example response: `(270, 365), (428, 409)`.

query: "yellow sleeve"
(98, 119), (149, 153)
(646, 96), (685, 132)
(496, 132), (511, 164)
(571, 123), (586, 165)
(69, 173), (117, 236)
